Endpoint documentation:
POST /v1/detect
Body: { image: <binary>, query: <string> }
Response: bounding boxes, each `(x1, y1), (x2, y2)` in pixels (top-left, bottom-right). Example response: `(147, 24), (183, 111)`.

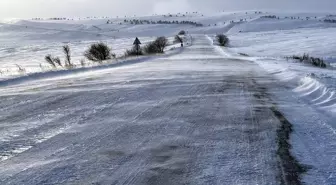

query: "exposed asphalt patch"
(271, 106), (308, 185)
(250, 76), (307, 185)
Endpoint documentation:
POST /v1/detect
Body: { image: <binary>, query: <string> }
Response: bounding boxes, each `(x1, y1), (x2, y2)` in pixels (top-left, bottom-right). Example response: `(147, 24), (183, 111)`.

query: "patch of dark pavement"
(249, 76), (308, 185)
(271, 106), (309, 185)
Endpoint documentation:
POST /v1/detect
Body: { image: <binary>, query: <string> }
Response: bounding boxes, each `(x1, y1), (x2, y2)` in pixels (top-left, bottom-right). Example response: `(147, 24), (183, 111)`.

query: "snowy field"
(1, 10), (336, 76)
(0, 10), (336, 184)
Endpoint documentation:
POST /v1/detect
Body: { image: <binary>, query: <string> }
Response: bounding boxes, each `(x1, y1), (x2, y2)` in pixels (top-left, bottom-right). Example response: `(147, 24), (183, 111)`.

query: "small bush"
(45, 55), (62, 68)
(324, 19), (336, 23)
(238, 53), (249, 56)
(311, 57), (327, 68)
(302, 53), (310, 61)
(216, 34), (229, 46)
(261, 15), (277, 19)
(178, 30), (186, 35)
(45, 55), (56, 68)
(292, 55), (301, 60)
(289, 54), (327, 68)
(144, 42), (160, 54)
(84, 42), (113, 62)
(125, 45), (143, 56)
(53, 57), (62, 67)
(144, 37), (168, 54)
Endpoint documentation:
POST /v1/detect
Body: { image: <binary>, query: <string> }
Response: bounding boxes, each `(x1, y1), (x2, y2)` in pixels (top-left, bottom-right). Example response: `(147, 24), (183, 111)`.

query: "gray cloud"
(0, 0), (335, 19)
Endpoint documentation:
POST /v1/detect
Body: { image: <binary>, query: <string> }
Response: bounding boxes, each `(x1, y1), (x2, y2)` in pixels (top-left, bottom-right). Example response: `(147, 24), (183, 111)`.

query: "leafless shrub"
(124, 45), (143, 56)
(238, 53), (249, 56)
(15, 64), (26, 74)
(288, 53), (327, 68)
(45, 55), (56, 68)
(144, 37), (169, 54)
(45, 54), (62, 68)
(63, 45), (71, 66)
(53, 57), (62, 67)
(143, 42), (159, 54)
(84, 42), (113, 62)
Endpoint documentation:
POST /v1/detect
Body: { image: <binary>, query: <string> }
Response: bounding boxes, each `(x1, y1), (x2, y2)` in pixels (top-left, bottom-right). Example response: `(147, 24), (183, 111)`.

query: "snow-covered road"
(0, 35), (315, 184)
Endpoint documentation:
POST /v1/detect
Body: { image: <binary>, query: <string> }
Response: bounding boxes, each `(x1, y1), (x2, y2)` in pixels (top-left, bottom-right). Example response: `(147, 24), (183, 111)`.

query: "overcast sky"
(0, 0), (335, 19)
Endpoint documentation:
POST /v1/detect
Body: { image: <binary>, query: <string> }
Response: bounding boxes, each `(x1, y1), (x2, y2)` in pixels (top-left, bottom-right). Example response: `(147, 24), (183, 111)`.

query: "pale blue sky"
(0, 0), (335, 19)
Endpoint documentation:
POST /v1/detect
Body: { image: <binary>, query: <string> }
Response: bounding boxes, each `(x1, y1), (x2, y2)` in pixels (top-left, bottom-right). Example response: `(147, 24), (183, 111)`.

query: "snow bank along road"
(0, 35), (308, 184)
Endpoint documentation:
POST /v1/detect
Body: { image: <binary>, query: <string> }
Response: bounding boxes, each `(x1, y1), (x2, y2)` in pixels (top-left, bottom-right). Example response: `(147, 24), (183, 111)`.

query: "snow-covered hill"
(1, 11), (336, 72)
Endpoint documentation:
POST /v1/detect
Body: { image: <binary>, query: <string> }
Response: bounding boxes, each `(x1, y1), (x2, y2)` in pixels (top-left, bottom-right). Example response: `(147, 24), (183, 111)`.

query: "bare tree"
(154, 37), (168, 53)
(144, 37), (169, 54)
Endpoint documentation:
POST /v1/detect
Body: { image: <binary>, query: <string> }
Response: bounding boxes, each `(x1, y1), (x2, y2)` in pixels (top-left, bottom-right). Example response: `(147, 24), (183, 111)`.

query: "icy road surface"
(1, 35), (288, 184)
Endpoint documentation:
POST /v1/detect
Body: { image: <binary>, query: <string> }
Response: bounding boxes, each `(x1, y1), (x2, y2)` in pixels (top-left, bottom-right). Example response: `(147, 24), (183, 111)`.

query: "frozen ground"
(0, 35), (284, 185)
(0, 10), (336, 184)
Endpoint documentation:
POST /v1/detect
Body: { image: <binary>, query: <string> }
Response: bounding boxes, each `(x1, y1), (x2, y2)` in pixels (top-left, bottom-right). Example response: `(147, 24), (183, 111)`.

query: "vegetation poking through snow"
(45, 55), (56, 68)
(122, 19), (203, 27)
(40, 36), (173, 73)
(124, 45), (143, 56)
(84, 42), (113, 62)
(178, 30), (186, 35)
(143, 42), (160, 54)
(238, 53), (249, 56)
(63, 45), (72, 67)
(53, 57), (62, 67)
(324, 19), (336, 23)
(287, 54), (327, 68)
(216, 34), (229, 47)
(15, 64), (26, 74)
(45, 45), (73, 68)
(48, 17), (68, 20)
(144, 36), (169, 54)
(261, 15), (278, 19)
